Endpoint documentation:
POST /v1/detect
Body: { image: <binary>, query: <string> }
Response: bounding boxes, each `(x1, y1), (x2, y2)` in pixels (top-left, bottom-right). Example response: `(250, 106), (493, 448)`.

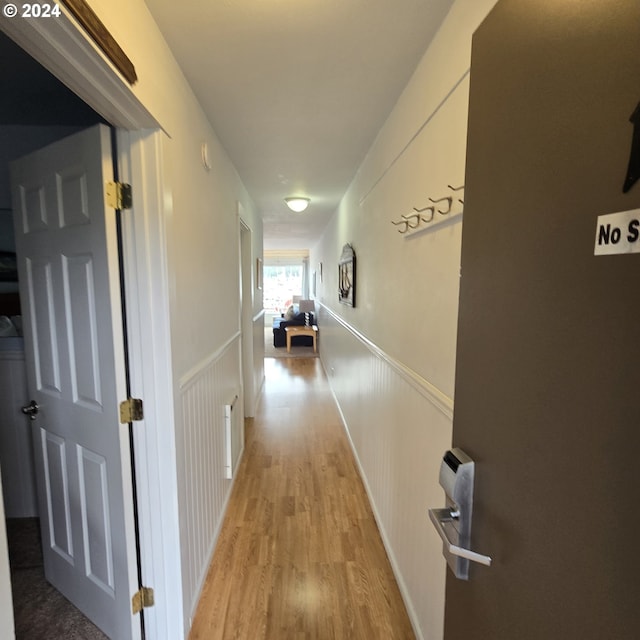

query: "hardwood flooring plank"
(189, 357), (415, 640)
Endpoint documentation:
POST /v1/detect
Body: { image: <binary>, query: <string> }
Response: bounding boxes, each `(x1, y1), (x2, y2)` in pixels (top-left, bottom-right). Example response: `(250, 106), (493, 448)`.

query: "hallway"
(189, 357), (415, 639)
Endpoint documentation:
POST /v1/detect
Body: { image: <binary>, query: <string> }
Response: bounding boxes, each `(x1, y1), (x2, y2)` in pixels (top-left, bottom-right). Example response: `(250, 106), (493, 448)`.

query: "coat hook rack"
(391, 184), (465, 236)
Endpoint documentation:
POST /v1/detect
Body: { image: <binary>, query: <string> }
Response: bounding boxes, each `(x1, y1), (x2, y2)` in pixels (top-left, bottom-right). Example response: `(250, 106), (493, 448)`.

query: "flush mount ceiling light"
(285, 197), (310, 213)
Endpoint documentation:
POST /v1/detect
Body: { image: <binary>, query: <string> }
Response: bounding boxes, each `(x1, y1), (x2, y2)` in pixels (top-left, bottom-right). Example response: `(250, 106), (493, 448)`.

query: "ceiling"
(0, 1), (455, 250)
(143, 0), (455, 249)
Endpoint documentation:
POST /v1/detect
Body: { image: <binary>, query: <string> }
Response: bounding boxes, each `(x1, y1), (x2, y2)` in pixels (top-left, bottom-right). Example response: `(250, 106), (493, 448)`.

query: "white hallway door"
(11, 125), (140, 639)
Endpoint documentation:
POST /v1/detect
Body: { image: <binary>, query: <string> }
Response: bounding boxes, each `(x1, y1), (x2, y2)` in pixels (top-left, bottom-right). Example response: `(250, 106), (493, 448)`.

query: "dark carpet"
(7, 518), (108, 639)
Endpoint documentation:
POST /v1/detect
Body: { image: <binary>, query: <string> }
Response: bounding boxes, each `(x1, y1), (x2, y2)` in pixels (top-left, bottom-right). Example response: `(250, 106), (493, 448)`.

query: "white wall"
(311, 1), (498, 638)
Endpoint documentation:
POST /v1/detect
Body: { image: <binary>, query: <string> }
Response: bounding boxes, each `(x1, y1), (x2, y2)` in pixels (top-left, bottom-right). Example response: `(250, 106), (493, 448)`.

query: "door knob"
(21, 400), (39, 421)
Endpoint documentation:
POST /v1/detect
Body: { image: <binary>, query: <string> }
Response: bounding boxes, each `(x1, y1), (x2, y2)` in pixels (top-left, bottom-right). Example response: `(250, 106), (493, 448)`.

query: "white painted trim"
(117, 130), (184, 639)
(319, 302), (454, 419)
(179, 332), (242, 390)
(253, 309), (266, 323)
(239, 213), (255, 417)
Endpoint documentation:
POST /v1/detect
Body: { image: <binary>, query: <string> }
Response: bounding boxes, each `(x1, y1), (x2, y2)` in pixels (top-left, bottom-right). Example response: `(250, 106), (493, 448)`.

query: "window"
(263, 264), (303, 315)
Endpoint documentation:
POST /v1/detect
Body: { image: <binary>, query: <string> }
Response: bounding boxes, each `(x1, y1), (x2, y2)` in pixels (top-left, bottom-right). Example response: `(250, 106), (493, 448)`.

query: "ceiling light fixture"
(285, 197), (310, 213)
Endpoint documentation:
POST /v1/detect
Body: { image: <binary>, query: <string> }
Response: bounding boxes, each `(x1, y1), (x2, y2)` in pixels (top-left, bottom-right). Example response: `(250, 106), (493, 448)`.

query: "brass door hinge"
(106, 181), (132, 210)
(132, 586), (154, 615)
(120, 397), (144, 423)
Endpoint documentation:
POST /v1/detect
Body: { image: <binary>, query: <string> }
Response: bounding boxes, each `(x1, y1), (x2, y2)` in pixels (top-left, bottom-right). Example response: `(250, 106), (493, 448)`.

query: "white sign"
(594, 208), (640, 256)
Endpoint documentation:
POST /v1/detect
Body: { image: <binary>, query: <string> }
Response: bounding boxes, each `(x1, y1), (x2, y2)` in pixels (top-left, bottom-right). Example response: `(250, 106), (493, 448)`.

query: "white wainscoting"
(178, 333), (244, 623)
(317, 305), (453, 640)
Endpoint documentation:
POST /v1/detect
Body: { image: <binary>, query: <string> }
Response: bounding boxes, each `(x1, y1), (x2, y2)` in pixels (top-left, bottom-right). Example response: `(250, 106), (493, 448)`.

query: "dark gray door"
(447, 1), (640, 638)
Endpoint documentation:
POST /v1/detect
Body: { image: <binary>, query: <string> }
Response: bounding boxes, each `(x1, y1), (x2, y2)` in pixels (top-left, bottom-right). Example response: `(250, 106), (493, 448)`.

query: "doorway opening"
(262, 250), (312, 357)
(0, 31), (129, 639)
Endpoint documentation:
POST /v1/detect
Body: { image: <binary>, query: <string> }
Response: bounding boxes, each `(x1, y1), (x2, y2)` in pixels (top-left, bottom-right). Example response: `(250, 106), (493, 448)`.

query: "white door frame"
(238, 212), (255, 418)
(0, 12), (184, 640)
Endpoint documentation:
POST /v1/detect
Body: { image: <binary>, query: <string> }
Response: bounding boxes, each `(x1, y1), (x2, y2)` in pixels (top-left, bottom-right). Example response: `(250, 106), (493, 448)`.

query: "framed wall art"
(338, 244), (355, 307)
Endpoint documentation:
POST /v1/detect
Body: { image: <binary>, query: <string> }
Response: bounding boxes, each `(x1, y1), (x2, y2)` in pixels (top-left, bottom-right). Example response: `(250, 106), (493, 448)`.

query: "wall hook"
(402, 213), (421, 229)
(414, 205), (435, 223)
(391, 219), (409, 234)
(429, 196), (453, 215)
(447, 184), (465, 192)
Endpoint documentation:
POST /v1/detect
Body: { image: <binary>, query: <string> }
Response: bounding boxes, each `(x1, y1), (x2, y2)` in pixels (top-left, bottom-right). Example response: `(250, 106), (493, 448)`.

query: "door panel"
(27, 257), (62, 393)
(65, 253), (102, 408)
(77, 446), (113, 593)
(11, 125), (139, 639)
(42, 430), (73, 559)
(447, 1), (640, 638)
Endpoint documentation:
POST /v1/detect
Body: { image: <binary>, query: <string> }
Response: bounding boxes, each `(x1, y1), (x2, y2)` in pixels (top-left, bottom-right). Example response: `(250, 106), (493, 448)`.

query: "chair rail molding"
(317, 302), (453, 419)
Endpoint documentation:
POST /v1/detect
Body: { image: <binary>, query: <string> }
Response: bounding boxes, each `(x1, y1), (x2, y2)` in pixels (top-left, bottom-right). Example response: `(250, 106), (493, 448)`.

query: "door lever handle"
(21, 400), (40, 421)
(428, 508), (492, 567)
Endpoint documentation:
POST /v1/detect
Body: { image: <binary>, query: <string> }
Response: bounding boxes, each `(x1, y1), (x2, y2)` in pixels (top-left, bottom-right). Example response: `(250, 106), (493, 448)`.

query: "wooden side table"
(285, 325), (318, 353)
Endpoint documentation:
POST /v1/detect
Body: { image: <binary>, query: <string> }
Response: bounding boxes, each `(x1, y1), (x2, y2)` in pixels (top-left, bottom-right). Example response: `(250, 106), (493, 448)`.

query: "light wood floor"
(189, 357), (415, 640)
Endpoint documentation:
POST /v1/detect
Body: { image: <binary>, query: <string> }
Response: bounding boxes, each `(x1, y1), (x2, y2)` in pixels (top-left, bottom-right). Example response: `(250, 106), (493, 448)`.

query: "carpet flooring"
(7, 518), (108, 639)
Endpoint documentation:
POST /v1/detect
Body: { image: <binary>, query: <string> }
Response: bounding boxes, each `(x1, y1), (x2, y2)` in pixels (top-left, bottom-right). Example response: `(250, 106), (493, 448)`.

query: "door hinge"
(132, 586), (154, 615)
(120, 397), (144, 423)
(106, 181), (132, 210)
